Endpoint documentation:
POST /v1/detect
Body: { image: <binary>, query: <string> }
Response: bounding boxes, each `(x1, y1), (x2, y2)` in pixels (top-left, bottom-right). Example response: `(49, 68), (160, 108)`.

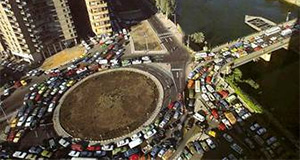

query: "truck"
(224, 112), (237, 125)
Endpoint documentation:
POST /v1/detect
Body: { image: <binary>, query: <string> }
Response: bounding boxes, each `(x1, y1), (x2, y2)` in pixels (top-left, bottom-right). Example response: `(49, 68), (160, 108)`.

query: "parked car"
(223, 133), (233, 143)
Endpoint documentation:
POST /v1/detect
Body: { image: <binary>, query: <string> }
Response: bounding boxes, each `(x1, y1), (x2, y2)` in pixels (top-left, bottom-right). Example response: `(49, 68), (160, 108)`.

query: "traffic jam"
(1, 26), (187, 159)
(178, 23), (299, 160)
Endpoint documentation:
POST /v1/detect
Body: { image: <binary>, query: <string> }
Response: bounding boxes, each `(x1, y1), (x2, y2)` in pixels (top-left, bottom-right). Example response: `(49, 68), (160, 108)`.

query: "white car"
(29, 84), (38, 91)
(116, 138), (130, 147)
(3, 89), (10, 96)
(201, 93), (209, 101)
(206, 138), (216, 149)
(141, 56), (150, 61)
(201, 86), (208, 93)
(132, 59), (142, 65)
(13, 151), (27, 159)
(25, 116), (34, 127)
(17, 116), (26, 127)
(131, 132), (142, 140)
(241, 112), (251, 120)
(68, 150), (80, 157)
(144, 128), (157, 139)
(129, 138), (143, 149)
(205, 84), (215, 93)
(58, 138), (71, 148)
(47, 103), (56, 113)
(102, 144), (114, 151)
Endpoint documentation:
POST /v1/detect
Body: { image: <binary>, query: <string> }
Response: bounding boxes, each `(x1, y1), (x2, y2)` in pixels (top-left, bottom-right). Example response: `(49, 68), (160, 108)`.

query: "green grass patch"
(225, 76), (263, 113)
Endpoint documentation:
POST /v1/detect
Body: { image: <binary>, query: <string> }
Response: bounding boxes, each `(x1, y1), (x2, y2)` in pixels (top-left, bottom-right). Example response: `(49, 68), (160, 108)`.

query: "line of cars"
(195, 23), (298, 63)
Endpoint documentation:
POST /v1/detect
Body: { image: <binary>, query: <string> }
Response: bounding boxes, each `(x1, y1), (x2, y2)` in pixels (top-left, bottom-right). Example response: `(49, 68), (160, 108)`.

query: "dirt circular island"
(59, 70), (160, 140)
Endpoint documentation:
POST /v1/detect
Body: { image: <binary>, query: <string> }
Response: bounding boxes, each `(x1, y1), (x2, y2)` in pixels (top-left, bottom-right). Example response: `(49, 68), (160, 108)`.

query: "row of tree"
(154, 0), (176, 18)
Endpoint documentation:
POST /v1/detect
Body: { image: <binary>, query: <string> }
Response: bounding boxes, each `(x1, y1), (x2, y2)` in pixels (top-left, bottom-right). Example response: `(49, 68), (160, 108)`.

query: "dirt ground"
(40, 45), (84, 70)
(60, 70), (159, 140)
(131, 21), (162, 51)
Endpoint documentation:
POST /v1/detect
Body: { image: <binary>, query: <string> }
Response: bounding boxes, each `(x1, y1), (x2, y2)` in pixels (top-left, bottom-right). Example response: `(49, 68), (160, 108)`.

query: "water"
(238, 49), (299, 139)
(178, 0), (299, 139)
(178, 0), (299, 46)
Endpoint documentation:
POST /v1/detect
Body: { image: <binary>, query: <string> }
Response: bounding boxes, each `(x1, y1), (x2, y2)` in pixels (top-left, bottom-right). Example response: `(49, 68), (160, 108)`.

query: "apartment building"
(85, 0), (112, 36)
(0, 0), (77, 63)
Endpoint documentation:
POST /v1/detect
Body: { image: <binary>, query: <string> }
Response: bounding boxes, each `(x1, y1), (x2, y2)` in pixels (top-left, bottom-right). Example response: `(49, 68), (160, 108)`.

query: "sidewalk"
(155, 13), (184, 44)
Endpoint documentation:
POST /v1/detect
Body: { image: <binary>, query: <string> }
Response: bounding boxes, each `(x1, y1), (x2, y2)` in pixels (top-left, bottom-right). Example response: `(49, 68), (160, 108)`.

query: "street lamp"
(0, 102), (9, 124)
(144, 33), (149, 53)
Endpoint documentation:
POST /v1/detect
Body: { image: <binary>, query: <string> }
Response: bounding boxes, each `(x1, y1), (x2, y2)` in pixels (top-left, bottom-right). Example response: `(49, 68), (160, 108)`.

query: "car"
(93, 150), (106, 157)
(37, 107), (47, 118)
(86, 145), (101, 151)
(25, 116), (34, 127)
(13, 129), (25, 143)
(200, 141), (210, 152)
(17, 116), (27, 127)
(193, 141), (204, 154)
(25, 153), (37, 160)
(244, 138), (255, 149)
(131, 132), (142, 140)
(80, 151), (93, 157)
(116, 138), (130, 147)
(102, 144), (114, 151)
(41, 150), (53, 158)
(124, 148), (139, 158)
(201, 93), (209, 101)
(256, 127), (267, 135)
(266, 136), (277, 145)
(230, 143), (243, 155)
(47, 103), (56, 112)
(28, 146), (43, 154)
(144, 128), (157, 139)
(12, 151), (27, 159)
(68, 150), (80, 157)
(182, 147), (192, 159)
(157, 148), (167, 158)
(205, 138), (216, 149)
(223, 133), (233, 143)
(7, 130), (16, 142)
(10, 118), (18, 128)
(3, 89), (10, 96)
(58, 138), (71, 148)
(151, 145), (163, 157)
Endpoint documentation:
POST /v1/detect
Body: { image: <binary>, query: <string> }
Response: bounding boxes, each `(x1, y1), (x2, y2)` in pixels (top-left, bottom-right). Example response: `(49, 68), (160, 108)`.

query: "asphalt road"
(0, 74), (49, 122)
(147, 15), (190, 93)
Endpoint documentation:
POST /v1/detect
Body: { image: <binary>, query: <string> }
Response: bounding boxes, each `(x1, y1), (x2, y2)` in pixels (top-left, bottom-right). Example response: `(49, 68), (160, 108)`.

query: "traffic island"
(53, 68), (164, 143)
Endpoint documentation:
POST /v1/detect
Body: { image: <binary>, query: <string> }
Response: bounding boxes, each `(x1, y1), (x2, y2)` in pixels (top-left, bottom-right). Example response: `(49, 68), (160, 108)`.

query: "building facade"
(85, 0), (112, 36)
(0, 0), (77, 63)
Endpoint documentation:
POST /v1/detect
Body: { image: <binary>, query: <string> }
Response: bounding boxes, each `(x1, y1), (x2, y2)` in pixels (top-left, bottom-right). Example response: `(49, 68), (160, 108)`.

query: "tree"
(232, 68), (242, 82)
(190, 32), (205, 44)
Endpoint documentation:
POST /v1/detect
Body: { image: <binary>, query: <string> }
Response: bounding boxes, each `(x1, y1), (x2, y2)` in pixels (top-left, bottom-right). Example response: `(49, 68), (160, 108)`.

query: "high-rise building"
(84, 0), (112, 36)
(0, 0), (77, 63)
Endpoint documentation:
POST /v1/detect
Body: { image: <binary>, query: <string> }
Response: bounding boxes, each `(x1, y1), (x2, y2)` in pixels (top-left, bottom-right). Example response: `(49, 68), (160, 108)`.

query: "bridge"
(202, 18), (298, 73)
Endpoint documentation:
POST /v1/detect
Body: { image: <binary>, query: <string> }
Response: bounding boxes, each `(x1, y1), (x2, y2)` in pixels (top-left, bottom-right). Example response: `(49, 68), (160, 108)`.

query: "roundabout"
(53, 68), (164, 142)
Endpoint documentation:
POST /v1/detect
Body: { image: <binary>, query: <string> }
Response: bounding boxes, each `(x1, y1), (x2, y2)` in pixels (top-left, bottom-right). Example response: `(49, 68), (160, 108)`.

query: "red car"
(35, 94), (41, 102)
(86, 145), (101, 151)
(168, 102), (175, 109)
(7, 130), (16, 142)
(71, 144), (83, 151)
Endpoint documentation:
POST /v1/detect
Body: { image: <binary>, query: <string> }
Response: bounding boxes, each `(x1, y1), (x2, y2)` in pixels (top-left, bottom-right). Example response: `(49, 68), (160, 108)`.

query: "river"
(178, 0), (299, 139)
